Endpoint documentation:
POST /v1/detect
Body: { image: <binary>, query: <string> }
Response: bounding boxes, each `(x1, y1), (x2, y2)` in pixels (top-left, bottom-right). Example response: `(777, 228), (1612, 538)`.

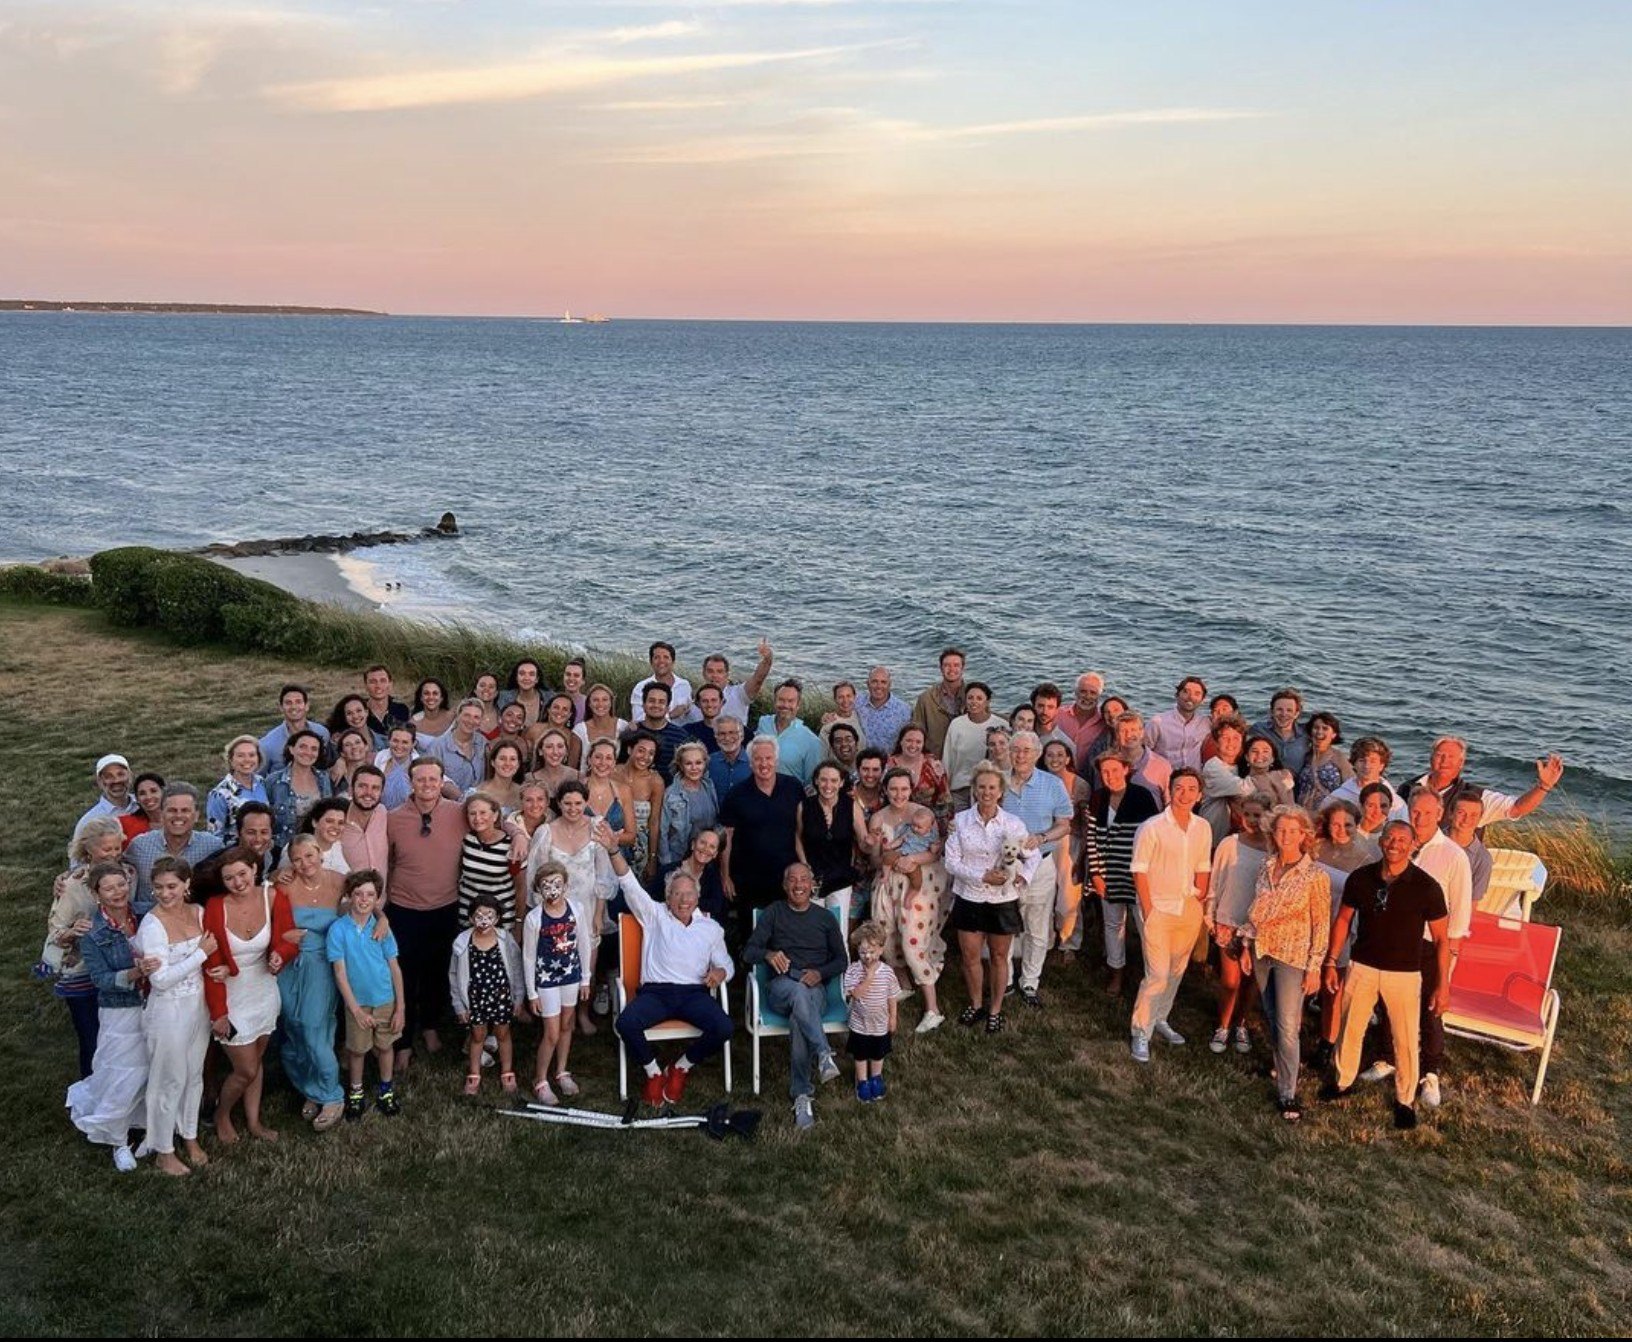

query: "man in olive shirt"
(1322, 821), (1450, 1130)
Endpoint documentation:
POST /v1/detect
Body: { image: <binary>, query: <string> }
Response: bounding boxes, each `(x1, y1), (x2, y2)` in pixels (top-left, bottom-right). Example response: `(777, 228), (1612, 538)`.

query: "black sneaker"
(1017, 986), (1044, 1010)
(343, 1087), (368, 1122)
(376, 1085), (402, 1117)
(1318, 1079), (1352, 1102)
(957, 1005), (987, 1028)
(1393, 1102), (1417, 1130)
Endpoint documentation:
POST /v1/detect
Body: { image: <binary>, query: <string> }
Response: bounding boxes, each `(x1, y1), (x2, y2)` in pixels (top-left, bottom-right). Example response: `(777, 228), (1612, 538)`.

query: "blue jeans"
(615, 983), (733, 1069)
(765, 975), (832, 1099)
(1254, 956), (1307, 1101)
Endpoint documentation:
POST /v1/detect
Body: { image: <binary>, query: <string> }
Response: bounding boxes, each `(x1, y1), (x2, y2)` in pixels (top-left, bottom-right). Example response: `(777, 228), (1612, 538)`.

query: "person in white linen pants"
(1128, 768), (1213, 1062)
(133, 855), (215, 1176)
(1001, 733), (1074, 1008)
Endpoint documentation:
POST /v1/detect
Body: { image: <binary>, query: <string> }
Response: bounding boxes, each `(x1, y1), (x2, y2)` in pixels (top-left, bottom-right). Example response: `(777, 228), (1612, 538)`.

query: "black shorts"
(949, 896), (1022, 937)
(848, 1030), (892, 1061)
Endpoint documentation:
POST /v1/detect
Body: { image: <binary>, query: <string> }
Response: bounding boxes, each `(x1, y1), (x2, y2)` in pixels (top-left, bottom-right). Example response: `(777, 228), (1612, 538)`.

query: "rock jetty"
(193, 514), (460, 559)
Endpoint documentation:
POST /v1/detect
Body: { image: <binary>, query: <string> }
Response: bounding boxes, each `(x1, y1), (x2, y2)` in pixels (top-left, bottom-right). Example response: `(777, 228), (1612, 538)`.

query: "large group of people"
(44, 643), (1567, 1170)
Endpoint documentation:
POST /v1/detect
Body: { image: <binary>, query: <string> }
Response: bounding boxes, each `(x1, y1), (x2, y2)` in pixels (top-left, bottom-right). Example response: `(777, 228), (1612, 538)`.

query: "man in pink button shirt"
(1058, 672), (1107, 767)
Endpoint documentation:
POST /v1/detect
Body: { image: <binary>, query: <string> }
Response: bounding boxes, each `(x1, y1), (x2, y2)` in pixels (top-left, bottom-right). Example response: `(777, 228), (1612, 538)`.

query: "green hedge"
(89, 547), (300, 644)
(0, 565), (97, 607)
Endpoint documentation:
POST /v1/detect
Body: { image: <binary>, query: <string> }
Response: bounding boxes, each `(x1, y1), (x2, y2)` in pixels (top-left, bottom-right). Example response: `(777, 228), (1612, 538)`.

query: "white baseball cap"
(94, 753), (130, 776)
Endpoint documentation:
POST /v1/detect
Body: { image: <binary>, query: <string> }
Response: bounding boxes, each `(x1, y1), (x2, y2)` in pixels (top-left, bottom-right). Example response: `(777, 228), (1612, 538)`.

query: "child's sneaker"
(872, 1075), (887, 1101)
(344, 1087), (368, 1121)
(375, 1083), (401, 1117)
(855, 1080), (873, 1104)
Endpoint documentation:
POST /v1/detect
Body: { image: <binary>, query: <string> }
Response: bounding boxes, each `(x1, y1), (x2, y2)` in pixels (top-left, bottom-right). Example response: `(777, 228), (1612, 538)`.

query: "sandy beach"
(209, 553), (374, 611)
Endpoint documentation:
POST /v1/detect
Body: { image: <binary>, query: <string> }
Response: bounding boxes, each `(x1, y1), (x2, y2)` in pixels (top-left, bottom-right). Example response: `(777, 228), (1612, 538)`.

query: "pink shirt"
(340, 806), (390, 883)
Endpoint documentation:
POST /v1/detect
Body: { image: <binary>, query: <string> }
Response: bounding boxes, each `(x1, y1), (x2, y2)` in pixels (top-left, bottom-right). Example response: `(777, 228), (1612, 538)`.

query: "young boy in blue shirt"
(326, 868), (405, 1119)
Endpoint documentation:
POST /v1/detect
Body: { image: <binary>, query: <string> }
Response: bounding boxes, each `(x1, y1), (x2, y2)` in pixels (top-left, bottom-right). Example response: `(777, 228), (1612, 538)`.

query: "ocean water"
(2, 314), (1628, 817)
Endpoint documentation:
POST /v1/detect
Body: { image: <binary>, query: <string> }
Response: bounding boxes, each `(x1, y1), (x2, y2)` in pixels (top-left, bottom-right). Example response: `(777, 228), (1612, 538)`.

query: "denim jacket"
(265, 765), (333, 848)
(79, 902), (154, 1009)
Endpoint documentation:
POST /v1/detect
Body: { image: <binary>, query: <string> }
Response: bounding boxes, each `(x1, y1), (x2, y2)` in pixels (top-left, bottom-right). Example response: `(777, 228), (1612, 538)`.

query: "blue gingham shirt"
(1002, 768), (1073, 857)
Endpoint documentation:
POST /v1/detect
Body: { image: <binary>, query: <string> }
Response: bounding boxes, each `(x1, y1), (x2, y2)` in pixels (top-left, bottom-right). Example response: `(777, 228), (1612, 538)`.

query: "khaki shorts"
(345, 1001), (400, 1054)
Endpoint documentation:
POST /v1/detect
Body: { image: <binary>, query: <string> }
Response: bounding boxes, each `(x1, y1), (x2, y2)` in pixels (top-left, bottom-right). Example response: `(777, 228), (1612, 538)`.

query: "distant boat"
(585, 313), (611, 324)
(559, 310), (584, 324)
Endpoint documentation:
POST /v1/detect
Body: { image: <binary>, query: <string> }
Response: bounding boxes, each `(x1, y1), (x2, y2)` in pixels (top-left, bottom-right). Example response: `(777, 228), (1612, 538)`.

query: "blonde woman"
(207, 735), (269, 845)
(45, 818), (132, 1077)
(1241, 805), (1330, 1120)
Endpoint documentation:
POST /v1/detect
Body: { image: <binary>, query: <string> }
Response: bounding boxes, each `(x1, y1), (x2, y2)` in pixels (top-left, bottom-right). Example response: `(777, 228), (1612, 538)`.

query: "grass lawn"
(2, 601), (1630, 1337)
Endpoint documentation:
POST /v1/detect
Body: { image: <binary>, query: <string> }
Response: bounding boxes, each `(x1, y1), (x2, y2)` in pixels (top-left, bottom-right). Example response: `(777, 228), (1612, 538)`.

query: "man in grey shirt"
(742, 863), (848, 1129)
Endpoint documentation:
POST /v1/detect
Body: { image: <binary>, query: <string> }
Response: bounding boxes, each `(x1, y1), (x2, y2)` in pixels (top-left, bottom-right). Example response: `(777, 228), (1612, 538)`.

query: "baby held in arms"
(873, 805), (939, 893)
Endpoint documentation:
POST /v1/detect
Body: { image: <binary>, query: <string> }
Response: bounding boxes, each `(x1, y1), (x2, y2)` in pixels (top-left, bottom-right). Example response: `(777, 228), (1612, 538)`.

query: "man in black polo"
(719, 736), (804, 942)
(1322, 820), (1450, 1130)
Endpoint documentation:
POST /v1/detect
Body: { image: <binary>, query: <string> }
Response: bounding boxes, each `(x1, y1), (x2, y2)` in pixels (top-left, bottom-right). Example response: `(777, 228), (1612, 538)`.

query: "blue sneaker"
(855, 1080), (872, 1104)
(872, 1076), (887, 1101)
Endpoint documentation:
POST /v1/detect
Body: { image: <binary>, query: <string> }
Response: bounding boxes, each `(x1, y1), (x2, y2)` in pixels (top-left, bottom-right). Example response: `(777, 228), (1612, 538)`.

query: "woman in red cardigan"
(203, 846), (297, 1144)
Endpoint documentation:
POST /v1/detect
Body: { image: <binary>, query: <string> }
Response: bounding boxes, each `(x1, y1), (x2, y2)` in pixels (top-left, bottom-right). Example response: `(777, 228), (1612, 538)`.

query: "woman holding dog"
(943, 762), (1037, 1035)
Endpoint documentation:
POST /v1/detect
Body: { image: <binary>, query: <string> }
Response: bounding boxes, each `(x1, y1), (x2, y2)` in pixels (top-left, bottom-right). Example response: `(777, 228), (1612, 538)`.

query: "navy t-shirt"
(719, 775), (804, 905)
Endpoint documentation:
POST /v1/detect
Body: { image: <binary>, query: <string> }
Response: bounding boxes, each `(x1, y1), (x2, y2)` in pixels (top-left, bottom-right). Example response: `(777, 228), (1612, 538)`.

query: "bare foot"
(394, 1048), (413, 1074)
(215, 1114), (239, 1145)
(422, 1029), (442, 1054)
(577, 1007), (598, 1036)
(183, 1139), (209, 1168)
(154, 1152), (190, 1177)
(248, 1124), (280, 1143)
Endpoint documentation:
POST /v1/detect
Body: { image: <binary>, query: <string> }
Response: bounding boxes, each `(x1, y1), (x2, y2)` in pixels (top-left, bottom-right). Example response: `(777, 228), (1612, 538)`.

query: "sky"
(2, 0), (1629, 322)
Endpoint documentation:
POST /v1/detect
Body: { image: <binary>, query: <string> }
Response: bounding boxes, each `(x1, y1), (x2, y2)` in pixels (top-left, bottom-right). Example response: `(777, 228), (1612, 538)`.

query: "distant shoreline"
(0, 300), (386, 316)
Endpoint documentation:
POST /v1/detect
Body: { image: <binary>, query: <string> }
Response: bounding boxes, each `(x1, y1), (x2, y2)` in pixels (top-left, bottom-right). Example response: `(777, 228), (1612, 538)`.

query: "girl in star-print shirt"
(521, 861), (592, 1106)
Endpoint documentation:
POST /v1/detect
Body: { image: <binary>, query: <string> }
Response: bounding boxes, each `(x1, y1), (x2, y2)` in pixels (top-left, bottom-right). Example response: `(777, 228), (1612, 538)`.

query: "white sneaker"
(793, 1094), (815, 1129)
(1130, 1034), (1150, 1063)
(592, 982), (611, 1016)
(1209, 1028), (1229, 1054)
(112, 1145), (138, 1173)
(1360, 1061), (1396, 1084)
(915, 1011), (944, 1035)
(817, 1053), (841, 1085)
(1233, 1025), (1251, 1054)
(1152, 1021), (1186, 1046)
(1420, 1073), (1442, 1108)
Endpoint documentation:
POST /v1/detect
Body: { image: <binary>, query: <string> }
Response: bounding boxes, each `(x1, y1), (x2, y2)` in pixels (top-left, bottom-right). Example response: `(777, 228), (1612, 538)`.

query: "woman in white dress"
(133, 856), (215, 1176)
(203, 847), (295, 1145)
(65, 862), (150, 1172)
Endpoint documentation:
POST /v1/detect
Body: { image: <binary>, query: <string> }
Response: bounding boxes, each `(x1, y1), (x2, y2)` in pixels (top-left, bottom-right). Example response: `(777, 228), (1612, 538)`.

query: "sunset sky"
(3, 0), (1628, 322)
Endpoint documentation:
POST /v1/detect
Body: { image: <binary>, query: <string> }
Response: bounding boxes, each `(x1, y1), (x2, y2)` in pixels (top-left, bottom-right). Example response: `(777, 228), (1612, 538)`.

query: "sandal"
(555, 1071), (581, 1099)
(462, 1073), (481, 1097)
(985, 1011), (1005, 1034)
(500, 1070), (518, 1095)
(533, 1080), (559, 1106)
(957, 1005), (987, 1028)
(1278, 1097), (1303, 1122)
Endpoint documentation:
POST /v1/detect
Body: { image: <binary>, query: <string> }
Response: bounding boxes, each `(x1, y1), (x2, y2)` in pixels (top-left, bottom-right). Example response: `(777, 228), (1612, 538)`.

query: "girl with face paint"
(521, 863), (593, 1106)
(450, 894), (525, 1096)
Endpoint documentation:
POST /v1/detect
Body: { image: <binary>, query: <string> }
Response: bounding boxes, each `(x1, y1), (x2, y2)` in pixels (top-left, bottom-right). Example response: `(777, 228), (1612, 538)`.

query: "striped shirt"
(457, 833), (518, 928)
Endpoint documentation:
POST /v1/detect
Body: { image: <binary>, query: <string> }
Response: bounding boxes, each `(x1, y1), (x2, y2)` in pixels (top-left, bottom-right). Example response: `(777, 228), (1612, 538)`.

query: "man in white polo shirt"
(1360, 786), (1471, 1108)
(1128, 768), (1212, 1063)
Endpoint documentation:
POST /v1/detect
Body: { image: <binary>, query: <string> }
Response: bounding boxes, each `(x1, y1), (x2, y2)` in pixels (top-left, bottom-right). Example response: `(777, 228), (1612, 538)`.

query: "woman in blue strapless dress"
(276, 836), (347, 1131)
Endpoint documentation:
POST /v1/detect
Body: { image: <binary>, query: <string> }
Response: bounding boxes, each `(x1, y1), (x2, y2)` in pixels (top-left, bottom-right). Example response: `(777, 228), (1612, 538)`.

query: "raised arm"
(742, 639), (774, 701)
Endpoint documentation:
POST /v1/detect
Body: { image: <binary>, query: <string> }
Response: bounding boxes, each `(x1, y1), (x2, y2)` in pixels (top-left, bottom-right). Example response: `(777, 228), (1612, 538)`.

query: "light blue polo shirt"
(1003, 768), (1073, 857)
(325, 913), (399, 1006)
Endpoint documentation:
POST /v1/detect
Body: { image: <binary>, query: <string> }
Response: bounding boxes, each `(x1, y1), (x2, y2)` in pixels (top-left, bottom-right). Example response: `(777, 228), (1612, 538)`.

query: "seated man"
(604, 842), (733, 1106)
(741, 863), (848, 1130)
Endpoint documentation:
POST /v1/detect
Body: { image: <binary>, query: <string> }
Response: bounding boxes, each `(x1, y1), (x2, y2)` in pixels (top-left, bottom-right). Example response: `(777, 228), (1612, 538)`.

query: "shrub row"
(0, 565), (97, 607)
